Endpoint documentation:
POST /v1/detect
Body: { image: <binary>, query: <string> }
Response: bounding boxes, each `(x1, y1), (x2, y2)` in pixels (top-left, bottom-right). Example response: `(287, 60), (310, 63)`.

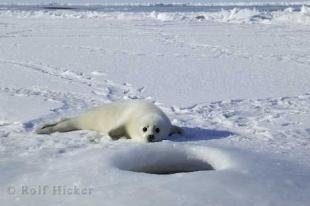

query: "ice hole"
(113, 144), (232, 175)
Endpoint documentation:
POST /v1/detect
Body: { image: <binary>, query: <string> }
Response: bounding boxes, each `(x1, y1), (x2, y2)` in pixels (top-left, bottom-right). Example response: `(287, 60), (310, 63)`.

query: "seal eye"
(155, 128), (160, 133)
(143, 127), (147, 132)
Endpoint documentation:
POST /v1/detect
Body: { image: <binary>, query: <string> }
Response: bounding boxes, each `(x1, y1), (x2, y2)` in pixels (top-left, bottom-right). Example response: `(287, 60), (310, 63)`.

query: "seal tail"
(36, 118), (79, 134)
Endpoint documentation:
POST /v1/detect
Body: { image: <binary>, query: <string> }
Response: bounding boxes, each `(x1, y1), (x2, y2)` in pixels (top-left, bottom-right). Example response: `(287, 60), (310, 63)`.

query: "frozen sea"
(0, 2), (310, 206)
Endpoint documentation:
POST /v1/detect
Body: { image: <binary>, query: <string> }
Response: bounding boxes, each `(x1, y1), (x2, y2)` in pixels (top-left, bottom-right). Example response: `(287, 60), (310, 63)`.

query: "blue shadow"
(169, 127), (235, 142)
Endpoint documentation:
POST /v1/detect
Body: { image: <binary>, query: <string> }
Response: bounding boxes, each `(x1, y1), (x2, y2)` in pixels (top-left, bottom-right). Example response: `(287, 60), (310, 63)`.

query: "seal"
(36, 100), (182, 142)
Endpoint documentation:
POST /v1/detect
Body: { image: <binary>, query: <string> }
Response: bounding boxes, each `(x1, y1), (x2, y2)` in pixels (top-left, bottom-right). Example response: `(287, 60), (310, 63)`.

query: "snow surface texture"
(1, 0), (310, 6)
(1, 5), (310, 206)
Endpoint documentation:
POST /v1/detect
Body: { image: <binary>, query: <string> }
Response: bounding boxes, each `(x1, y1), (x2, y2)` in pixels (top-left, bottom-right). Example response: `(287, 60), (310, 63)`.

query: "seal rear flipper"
(36, 122), (58, 134)
(169, 125), (183, 136)
(108, 125), (128, 140)
(36, 118), (79, 134)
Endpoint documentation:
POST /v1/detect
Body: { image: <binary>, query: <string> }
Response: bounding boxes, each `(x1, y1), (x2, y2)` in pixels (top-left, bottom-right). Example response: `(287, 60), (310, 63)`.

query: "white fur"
(37, 100), (182, 143)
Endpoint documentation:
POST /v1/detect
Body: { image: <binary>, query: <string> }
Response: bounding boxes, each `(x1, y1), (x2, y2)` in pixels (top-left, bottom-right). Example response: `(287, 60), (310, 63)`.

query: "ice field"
(0, 3), (310, 206)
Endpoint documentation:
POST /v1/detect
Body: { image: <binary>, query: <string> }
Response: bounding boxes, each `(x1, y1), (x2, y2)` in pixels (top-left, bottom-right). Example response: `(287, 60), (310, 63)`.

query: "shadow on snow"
(169, 127), (235, 142)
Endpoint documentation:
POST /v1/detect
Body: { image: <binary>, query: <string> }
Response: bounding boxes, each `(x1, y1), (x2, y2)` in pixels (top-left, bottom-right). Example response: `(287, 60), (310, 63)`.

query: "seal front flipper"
(169, 125), (183, 136)
(36, 118), (80, 134)
(108, 125), (128, 140)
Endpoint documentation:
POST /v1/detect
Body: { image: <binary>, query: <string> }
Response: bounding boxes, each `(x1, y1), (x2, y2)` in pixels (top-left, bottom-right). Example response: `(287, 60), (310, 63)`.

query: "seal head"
(130, 113), (171, 143)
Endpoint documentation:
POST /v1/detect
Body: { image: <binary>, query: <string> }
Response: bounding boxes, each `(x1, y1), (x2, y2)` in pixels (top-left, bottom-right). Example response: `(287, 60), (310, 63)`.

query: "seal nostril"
(148, 135), (154, 142)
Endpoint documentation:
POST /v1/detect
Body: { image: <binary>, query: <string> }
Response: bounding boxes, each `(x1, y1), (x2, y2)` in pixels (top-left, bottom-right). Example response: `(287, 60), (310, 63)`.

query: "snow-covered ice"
(0, 4), (310, 206)
(1, 0), (310, 5)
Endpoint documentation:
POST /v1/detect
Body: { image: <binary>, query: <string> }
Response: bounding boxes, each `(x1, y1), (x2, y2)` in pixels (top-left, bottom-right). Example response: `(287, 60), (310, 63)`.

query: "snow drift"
(0, 5), (310, 25)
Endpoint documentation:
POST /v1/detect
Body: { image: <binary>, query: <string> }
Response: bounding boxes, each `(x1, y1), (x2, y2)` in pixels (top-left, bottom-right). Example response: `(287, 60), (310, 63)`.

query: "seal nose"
(148, 135), (155, 142)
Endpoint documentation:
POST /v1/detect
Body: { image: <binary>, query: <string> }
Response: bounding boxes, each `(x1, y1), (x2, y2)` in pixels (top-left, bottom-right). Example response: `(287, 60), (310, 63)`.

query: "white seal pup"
(36, 100), (182, 143)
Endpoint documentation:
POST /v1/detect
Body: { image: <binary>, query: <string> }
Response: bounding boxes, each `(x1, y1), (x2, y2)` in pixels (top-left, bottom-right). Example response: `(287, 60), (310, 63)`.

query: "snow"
(0, 0), (310, 6)
(1, 4), (310, 206)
